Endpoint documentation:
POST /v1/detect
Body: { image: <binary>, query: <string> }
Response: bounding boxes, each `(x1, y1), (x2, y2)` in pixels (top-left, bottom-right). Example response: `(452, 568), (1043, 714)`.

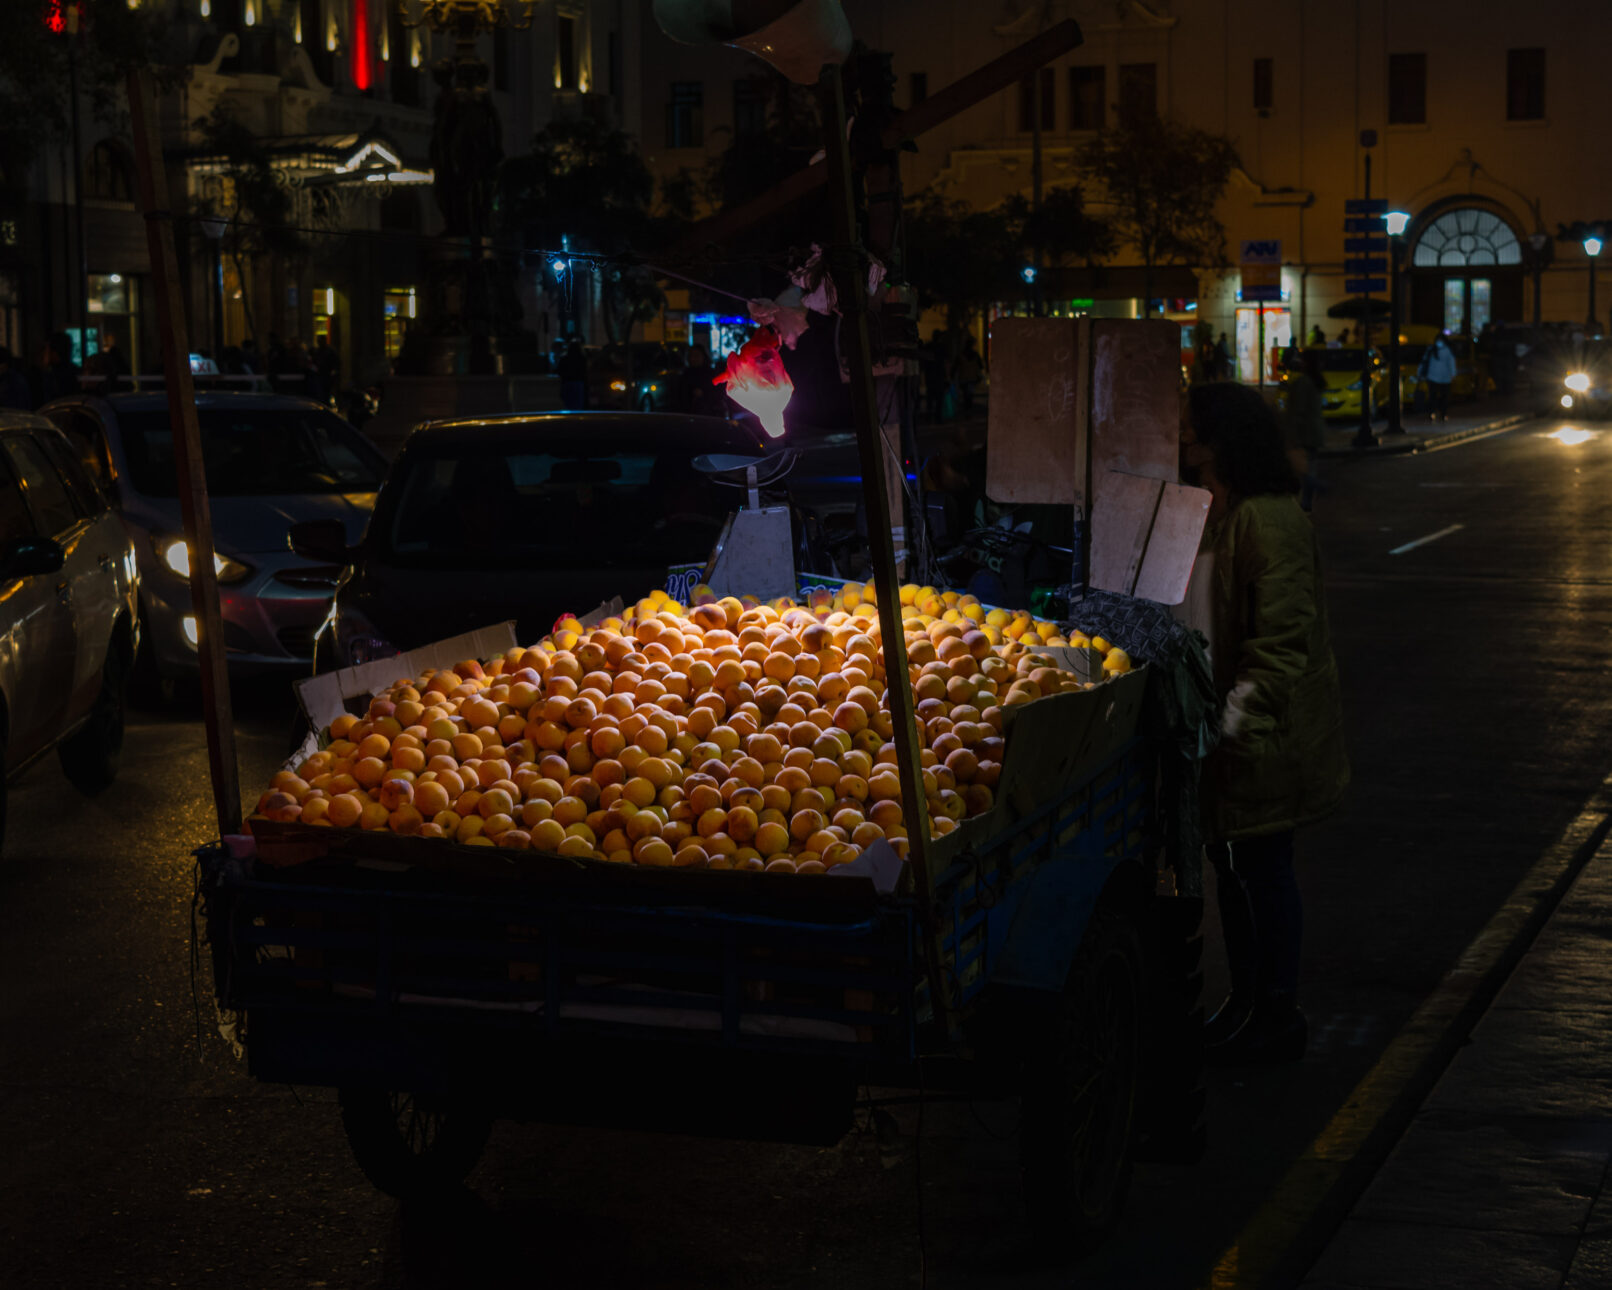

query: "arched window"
(1411, 208), (1522, 268)
(84, 140), (134, 202)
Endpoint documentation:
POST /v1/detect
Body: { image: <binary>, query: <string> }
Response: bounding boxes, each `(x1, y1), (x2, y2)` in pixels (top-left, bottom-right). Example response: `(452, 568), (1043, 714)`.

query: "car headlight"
(153, 535), (252, 583)
(610, 380), (628, 392)
(1565, 371), (1592, 393)
(332, 602), (398, 667)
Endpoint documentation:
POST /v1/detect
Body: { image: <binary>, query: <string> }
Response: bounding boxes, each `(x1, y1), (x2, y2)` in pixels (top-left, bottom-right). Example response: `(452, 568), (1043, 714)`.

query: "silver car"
(0, 413), (140, 851)
(40, 392), (386, 681)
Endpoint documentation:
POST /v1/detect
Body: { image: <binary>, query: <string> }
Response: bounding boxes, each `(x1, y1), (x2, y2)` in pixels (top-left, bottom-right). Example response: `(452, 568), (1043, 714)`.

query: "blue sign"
(1344, 217), (1387, 233)
(1344, 237), (1388, 253)
(1345, 277), (1388, 294)
(1241, 285), (1284, 302)
(1345, 257), (1388, 274)
(1345, 198), (1388, 214)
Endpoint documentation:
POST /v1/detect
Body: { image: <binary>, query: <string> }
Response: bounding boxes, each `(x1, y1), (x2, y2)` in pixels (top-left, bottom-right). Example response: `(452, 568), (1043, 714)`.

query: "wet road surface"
(4, 417), (1611, 1288)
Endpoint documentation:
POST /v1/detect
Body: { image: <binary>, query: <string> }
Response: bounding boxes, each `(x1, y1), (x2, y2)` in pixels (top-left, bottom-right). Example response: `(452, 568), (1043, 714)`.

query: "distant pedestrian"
(557, 340), (588, 410)
(1282, 350), (1327, 511)
(1418, 332), (1457, 421)
(0, 346), (29, 410)
(1333, 327), (1351, 348)
(313, 336), (340, 404)
(1307, 324), (1326, 347)
(1181, 382), (1349, 1066)
(953, 337), (984, 414)
(39, 332), (80, 405)
(1214, 331), (1232, 380)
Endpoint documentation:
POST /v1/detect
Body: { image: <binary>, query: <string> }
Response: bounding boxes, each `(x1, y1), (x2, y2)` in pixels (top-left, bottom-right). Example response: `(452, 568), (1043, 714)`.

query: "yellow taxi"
(1280, 347), (1384, 420)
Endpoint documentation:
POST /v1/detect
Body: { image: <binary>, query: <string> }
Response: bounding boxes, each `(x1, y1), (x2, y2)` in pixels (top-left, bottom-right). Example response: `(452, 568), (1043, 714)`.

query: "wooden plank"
(1134, 482), (1212, 605)
(1090, 471), (1210, 605)
(127, 68), (243, 836)
(986, 317), (1085, 505)
(1089, 319), (1183, 486)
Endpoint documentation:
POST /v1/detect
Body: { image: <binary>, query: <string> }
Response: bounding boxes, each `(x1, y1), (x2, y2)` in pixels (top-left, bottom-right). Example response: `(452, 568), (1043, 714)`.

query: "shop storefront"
(382, 286), (418, 362)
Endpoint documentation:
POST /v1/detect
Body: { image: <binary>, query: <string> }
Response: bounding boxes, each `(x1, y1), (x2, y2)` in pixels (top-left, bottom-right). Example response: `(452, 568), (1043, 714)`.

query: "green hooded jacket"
(1201, 493), (1349, 841)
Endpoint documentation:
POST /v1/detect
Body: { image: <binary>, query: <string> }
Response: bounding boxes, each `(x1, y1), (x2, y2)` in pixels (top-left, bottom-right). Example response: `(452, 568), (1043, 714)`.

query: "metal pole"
(127, 67), (243, 837)
(212, 238), (226, 361)
(69, 32), (90, 360)
(1257, 307), (1265, 389)
(1386, 234), (1404, 433)
(1030, 77), (1044, 318)
(1589, 254), (1598, 332)
(1352, 151), (1378, 448)
(818, 62), (947, 1034)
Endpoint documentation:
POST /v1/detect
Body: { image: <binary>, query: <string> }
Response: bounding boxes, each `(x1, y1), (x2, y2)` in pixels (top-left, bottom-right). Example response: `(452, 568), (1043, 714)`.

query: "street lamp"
(1586, 233), (1603, 333)
(1384, 210), (1410, 434)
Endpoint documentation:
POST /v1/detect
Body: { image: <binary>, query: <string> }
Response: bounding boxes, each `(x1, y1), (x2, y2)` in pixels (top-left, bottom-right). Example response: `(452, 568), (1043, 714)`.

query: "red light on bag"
(713, 325), (794, 439)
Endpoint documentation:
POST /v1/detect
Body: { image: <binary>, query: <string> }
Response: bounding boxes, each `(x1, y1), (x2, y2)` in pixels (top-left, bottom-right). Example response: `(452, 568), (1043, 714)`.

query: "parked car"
(38, 392), (387, 683)
(1281, 347), (1383, 420)
(0, 413), (140, 851)
(1523, 335), (1612, 417)
(293, 412), (782, 667)
(589, 343), (687, 412)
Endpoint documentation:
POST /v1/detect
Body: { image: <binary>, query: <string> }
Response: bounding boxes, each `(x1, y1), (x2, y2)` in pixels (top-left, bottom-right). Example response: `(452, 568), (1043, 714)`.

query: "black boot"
(1203, 990), (1254, 1047)
(1206, 994), (1307, 1067)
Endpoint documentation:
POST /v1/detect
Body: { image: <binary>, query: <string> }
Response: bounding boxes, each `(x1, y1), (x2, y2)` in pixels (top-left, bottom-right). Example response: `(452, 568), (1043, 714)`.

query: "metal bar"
(817, 63), (949, 1036)
(126, 68), (243, 836)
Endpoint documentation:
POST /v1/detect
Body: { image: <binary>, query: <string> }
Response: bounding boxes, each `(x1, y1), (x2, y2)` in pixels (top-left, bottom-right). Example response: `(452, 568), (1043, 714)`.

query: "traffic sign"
(1345, 198), (1388, 214)
(1345, 257), (1388, 274)
(1344, 217), (1386, 233)
(1344, 237), (1387, 253)
(1345, 277), (1387, 294)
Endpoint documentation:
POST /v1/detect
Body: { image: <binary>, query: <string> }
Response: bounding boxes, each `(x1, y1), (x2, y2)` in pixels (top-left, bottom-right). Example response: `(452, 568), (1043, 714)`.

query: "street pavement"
(5, 412), (1612, 1288)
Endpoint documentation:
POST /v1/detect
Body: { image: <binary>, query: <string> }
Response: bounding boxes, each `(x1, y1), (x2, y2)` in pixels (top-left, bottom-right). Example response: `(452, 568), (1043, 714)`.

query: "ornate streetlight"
(396, 0), (536, 374)
(1383, 210), (1410, 435)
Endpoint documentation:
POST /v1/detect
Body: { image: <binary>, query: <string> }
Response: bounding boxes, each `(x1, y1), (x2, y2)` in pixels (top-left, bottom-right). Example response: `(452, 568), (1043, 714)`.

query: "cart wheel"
(1019, 906), (1144, 1258)
(338, 1088), (493, 1199)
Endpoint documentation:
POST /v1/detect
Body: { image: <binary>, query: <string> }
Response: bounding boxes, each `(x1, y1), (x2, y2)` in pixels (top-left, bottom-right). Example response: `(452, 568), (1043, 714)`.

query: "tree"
(902, 193), (1021, 336)
(194, 105), (305, 348)
(1076, 117), (1238, 317)
(0, 0), (162, 185)
(1004, 184), (1115, 270)
(498, 117), (683, 344)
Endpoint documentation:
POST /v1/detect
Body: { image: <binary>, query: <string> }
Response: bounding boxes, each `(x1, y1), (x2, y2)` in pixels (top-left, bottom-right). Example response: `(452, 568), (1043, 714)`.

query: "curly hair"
(1187, 381), (1300, 498)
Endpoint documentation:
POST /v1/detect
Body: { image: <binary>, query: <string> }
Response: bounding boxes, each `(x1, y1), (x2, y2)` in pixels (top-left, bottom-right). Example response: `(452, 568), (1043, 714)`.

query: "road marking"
(1206, 765), (1612, 1290)
(1388, 523), (1464, 555)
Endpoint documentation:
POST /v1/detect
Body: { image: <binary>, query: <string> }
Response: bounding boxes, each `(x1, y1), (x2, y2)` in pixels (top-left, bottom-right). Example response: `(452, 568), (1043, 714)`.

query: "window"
(733, 78), (769, 138)
(7, 436), (79, 538)
(1118, 62), (1156, 127)
(909, 72), (928, 107)
(1017, 67), (1054, 133)
(36, 427), (107, 515)
(1411, 209), (1522, 268)
(1388, 52), (1426, 125)
(84, 141), (133, 203)
(0, 454), (34, 548)
(1253, 57), (1273, 113)
(46, 412), (114, 501)
(387, 5), (419, 106)
(556, 14), (577, 90)
(666, 82), (704, 149)
(1069, 65), (1105, 130)
(1507, 48), (1544, 120)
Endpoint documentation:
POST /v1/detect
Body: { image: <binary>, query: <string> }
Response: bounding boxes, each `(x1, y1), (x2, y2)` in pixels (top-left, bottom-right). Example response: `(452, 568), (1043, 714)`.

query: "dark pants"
(1427, 381), (1451, 420)
(1208, 830), (1302, 1002)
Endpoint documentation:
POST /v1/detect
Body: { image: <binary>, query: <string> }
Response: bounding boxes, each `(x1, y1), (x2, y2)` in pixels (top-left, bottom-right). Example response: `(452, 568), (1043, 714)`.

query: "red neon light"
(350, 0), (373, 90)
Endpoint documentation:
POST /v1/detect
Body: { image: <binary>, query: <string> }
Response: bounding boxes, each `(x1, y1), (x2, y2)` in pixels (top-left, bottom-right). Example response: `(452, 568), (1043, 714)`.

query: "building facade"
(639, 0), (1612, 376)
(9, 0), (641, 391)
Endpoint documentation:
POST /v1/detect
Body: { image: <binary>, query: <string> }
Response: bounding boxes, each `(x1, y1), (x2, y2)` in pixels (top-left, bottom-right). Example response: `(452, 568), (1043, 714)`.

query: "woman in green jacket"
(1183, 383), (1350, 1064)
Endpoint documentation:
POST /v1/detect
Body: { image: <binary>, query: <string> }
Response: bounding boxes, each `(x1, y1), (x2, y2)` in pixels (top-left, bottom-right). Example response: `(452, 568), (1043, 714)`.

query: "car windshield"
(382, 425), (769, 568)
(117, 408), (385, 497)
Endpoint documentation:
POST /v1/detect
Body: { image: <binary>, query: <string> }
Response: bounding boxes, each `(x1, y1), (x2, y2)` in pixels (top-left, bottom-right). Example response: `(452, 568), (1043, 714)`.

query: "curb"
(1205, 764), (1612, 1290)
(1319, 411), (1536, 460)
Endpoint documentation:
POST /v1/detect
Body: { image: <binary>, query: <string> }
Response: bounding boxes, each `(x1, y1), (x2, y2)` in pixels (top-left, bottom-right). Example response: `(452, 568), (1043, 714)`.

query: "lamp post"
(1585, 233), (1603, 334)
(1529, 231), (1550, 330)
(1384, 210), (1410, 434)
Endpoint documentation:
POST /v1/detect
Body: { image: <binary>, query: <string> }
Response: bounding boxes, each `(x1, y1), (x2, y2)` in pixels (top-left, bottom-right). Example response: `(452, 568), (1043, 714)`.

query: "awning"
(180, 122), (432, 187)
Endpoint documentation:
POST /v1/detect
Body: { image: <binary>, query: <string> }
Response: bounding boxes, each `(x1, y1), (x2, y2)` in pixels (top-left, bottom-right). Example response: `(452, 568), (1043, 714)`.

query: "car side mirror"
(288, 519), (352, 565)
(2, 537), (66, 579)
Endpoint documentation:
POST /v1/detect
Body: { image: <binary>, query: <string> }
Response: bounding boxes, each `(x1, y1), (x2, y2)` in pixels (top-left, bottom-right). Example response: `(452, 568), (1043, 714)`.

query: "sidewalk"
(1300, 831), (1612, 1289)
(1320, 398), (1536, 459)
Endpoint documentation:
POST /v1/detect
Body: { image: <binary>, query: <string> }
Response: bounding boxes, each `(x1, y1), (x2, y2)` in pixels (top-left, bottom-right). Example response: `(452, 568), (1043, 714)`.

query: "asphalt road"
(4, 415), (1611, 1289)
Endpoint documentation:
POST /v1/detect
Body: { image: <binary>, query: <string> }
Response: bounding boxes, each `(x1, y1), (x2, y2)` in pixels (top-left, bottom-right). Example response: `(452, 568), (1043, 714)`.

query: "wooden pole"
(818, 64), (948, 1034)
(127, 68), (243, 837)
